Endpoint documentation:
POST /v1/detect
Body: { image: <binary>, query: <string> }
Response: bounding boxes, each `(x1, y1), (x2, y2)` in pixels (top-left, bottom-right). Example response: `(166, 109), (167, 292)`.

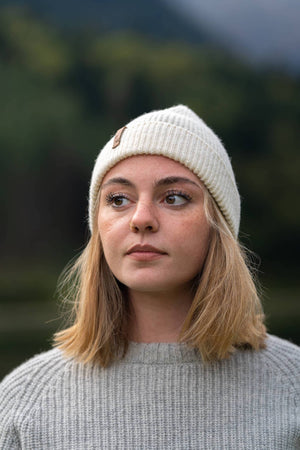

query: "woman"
(0, 105), (299, 449)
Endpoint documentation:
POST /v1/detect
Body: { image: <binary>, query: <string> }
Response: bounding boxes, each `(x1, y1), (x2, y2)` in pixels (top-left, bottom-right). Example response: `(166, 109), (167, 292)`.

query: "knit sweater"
(0, 334), (299, 449)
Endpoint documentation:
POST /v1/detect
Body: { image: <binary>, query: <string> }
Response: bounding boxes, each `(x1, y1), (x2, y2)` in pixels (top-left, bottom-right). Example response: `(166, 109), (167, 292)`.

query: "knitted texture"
(89, 105), (241, 237)
(0, 335), (299, 449)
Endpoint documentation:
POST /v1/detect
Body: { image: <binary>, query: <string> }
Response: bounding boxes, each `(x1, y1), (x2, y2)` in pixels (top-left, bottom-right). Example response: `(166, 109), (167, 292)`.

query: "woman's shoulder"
(263, 333), (300, 363)
(1, 347), (68, 388)
(256, 334), (300, 388)
(0, 348), (70, 423)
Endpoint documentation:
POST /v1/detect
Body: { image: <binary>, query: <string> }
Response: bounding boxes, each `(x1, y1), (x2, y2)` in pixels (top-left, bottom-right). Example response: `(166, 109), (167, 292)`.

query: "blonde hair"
(53, 188), (266, 367)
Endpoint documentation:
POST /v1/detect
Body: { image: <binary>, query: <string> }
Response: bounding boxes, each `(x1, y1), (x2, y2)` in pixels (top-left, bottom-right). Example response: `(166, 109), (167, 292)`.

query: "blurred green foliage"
(0, 6), (299, 378)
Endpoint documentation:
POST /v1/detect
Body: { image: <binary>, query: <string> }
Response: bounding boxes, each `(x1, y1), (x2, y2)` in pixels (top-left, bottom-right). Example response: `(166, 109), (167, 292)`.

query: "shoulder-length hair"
(53, 186), (266, 367)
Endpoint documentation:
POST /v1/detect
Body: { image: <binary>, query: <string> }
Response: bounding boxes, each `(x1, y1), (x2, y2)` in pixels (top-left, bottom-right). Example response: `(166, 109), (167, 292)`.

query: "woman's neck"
(127, 288), (193, 343)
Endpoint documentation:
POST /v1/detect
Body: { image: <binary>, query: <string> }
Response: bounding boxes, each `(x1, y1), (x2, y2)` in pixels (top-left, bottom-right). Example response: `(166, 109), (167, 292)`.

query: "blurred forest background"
(0, 0), (299, 379)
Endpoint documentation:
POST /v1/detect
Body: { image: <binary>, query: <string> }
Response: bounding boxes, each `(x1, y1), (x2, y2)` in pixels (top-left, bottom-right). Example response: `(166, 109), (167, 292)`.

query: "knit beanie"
(89, 105), (240, 237)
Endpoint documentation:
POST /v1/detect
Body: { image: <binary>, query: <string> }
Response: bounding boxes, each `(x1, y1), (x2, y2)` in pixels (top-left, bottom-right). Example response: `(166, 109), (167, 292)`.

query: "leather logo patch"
(112, 126), (127, 149)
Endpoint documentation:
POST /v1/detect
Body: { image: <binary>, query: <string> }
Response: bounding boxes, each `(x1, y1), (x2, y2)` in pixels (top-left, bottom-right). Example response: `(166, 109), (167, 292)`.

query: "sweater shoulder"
(260, 334), (300, 390)
(0, 348), (69, 427)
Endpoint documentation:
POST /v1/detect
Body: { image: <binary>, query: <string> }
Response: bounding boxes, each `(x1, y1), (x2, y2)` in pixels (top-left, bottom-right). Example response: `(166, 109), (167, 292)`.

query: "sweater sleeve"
(0, 370), (23, 449)
(0, 349), (65, 450)
(0, 425), (20, 450)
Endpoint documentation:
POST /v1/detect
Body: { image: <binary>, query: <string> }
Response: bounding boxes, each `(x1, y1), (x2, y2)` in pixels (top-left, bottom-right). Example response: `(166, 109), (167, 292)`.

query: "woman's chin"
(122, 277), (191, 297)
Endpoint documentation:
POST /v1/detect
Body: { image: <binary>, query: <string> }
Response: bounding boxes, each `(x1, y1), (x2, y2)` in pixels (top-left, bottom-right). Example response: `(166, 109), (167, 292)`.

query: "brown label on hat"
(112, 126), (127, 149)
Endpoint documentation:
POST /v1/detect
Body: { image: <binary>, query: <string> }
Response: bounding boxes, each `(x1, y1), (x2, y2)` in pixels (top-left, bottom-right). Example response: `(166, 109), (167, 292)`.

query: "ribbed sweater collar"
(120, 342), (201, 364)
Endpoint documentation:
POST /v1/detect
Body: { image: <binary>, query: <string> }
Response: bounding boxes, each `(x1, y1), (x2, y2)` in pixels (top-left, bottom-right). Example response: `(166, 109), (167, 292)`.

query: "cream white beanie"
(89, 105), (240, 237)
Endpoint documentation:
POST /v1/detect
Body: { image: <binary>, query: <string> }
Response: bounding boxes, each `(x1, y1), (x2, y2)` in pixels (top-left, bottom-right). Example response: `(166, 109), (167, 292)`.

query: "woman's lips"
(126, 244), (167, 261)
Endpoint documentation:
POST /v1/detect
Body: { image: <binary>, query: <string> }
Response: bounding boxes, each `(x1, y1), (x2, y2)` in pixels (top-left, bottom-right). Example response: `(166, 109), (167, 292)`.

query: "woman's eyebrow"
(101, 176), (202, 190)
(101, 177), (133, 190)
(155, 176), (201, 189)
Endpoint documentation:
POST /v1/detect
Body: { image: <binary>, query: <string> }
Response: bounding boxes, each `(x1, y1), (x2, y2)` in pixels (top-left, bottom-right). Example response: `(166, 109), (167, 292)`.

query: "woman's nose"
(129, 201), (159, 233)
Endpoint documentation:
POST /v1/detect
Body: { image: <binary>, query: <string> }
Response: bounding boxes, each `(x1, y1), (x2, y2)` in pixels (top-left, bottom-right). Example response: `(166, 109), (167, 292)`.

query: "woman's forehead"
(101, 155), (200, 184)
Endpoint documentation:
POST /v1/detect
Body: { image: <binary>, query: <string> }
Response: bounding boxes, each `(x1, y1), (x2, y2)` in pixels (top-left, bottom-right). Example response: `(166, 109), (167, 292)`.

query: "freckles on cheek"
(97, 209), (113, 231)
(177, 214), (206, 233)
(98, 214), (129, 243)
(97, 221), (112, 246)
(175, 217), (210, 247)
(98, 219), (113, 234)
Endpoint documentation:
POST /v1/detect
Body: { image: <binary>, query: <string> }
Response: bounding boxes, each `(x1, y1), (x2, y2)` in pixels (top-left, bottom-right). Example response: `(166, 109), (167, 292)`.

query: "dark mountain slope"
(0, 0), (213, 44)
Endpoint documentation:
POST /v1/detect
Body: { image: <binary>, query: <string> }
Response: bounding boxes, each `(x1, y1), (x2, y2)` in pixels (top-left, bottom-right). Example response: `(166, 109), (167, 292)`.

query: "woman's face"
(98, 155), (210, 297)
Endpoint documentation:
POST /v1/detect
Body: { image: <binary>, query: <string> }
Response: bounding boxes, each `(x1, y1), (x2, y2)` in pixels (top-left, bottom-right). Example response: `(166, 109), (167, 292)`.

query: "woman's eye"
(113, 197), (129, 207)
(106, 194), (130, 208)
(165, 193), (190, 206)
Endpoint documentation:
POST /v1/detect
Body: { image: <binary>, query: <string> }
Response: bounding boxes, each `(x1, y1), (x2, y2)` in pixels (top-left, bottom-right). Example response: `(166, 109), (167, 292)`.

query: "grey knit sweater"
(0, 334), (299, 449)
